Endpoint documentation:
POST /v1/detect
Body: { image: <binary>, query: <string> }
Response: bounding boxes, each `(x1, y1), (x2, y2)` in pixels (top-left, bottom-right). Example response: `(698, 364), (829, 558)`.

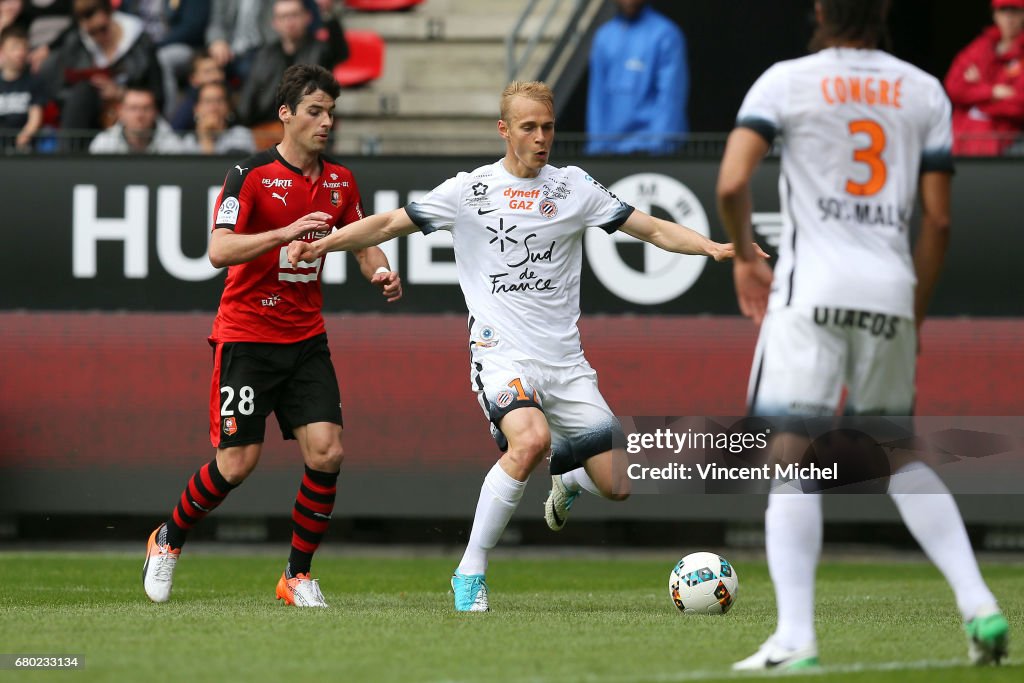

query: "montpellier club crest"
(538, 198), (558, 219)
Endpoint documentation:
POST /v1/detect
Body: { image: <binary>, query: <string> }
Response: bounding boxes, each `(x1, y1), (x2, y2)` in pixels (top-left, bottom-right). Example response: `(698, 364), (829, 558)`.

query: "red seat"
(344, 0), (424, 11)
(334, 30), (385, 87)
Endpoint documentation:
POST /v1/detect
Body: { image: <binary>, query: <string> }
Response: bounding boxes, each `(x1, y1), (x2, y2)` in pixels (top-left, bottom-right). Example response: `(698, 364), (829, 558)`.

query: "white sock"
(561, 467), (602, 496)
(888, 462), (997, 620)
(456, 463), (526, 576)
(766, 489), (821, 650)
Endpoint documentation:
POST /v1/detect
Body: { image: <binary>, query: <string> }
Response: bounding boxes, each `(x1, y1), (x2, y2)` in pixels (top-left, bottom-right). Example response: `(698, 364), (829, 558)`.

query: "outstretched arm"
(619, 209), (736, 260)
(717, 127), (774, 323)
(288, 208), (418, 267)
(209, 211), (333, 268)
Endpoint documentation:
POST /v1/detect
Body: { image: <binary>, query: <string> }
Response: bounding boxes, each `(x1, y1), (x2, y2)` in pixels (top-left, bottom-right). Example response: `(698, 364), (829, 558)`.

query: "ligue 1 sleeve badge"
(331, 190), (340, 206)
(223, 416), (238, 436)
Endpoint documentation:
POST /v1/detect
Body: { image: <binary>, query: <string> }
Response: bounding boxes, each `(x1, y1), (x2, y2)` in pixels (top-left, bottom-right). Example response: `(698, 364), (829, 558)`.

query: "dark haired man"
(142, 64), (402, 608)
(718, 0), (1008, 670)
(38, 0), (163, 133)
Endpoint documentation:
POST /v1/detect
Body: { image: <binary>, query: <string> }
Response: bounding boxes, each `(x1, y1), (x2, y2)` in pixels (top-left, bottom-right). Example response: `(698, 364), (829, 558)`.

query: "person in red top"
(945, 0), (1024, 155)
(141, 63), (402, 608)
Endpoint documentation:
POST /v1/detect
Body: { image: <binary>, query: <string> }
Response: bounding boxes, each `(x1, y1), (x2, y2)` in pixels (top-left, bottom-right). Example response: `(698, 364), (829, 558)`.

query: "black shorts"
(208, 334), (343, 448)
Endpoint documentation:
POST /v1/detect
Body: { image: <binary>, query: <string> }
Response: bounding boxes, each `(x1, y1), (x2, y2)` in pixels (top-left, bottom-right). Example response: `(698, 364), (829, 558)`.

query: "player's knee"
(597, 472), (630, 501)
(308, 443), (344, 472)
(218, 454), (259, 483)
(605, 489), (630, 502)
(507, 431), (551, 470)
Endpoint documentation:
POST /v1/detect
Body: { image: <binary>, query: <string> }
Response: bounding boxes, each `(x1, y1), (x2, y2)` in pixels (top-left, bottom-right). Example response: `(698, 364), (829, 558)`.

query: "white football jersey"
(737, 47), (954, 318)
(406, 160), (634, 365)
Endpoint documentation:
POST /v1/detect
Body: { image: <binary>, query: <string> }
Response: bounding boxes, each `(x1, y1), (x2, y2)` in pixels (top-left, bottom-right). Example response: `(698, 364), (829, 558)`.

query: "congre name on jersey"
(818, 196), (910, 230)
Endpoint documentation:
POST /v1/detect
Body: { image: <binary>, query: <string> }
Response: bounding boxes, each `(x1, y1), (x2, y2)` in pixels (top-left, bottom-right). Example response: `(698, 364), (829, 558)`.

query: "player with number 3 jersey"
(717, 0), (1007, 670)
(733, 30), (953, 322)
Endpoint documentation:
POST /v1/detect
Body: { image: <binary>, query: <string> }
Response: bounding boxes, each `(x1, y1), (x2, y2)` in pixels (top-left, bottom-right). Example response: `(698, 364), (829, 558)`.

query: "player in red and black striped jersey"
(142, 64), (402, 608)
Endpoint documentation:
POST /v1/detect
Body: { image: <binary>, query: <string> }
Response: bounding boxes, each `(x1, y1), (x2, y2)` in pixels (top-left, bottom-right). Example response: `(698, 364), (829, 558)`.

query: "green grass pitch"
(0, 552), (1020, 682)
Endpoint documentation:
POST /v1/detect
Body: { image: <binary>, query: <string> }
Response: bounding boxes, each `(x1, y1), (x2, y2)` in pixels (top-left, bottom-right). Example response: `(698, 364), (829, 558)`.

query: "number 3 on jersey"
(278, 246), (321, 282)
(846, 119), (887, 197)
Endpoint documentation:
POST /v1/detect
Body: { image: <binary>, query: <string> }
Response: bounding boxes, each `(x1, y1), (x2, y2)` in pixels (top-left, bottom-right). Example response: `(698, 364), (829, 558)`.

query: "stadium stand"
(334, 0), (598, 154)
(345, 0), (425, 11)
(333, 28), (384, 86)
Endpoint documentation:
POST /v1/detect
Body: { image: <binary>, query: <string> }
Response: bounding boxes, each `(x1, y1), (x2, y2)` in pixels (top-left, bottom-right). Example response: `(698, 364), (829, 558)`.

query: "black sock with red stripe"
(286, 465), (339, 577)
(165, 459), (237, 549)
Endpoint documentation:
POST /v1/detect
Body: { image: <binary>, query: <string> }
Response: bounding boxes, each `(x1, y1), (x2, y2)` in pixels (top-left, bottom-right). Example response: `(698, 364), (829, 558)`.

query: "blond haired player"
(290, 80), (763, 611)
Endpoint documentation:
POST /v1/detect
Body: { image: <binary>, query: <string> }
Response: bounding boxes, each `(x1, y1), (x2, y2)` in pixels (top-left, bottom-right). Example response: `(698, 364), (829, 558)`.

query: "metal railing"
(506, 0), (589, 83)
(4, 128), (1024, 159)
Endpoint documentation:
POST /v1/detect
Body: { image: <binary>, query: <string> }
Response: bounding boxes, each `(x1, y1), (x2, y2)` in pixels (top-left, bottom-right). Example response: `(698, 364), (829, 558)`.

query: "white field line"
(428, 657), (1017, 683)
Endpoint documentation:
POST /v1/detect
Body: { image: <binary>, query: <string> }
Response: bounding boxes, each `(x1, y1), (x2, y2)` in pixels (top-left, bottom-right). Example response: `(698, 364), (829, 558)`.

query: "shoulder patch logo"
(216, 196), (240, 225)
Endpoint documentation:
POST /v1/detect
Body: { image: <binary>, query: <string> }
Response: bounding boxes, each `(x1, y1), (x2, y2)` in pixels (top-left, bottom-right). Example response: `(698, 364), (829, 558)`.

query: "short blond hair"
(500, 81), (554, 122)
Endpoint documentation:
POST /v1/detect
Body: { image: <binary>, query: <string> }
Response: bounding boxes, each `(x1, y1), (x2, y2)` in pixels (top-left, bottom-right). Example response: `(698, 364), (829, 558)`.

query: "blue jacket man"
(586, 0), (688, 154)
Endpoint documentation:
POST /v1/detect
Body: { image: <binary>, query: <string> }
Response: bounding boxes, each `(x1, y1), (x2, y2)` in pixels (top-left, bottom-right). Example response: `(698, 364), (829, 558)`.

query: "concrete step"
(406, 0), (547, 16)
(334, 131), (502, 156)
(389, 42), (506, 90)
(337, 116), (499, 138)
(346, 10), (573, 42)
(334, 116), (502, 154)
(344, 39), (553, 94)
(336, 88), (501, 117)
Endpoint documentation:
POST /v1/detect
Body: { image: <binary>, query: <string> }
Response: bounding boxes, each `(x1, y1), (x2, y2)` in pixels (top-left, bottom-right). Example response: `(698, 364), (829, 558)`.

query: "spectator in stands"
(39, 0), (163, 135)
(89, 80), (183, 152)
(181, 79), (253, 154)
(310, 0), (347, 52)
(120, 0), (211, 119)
(21, 1), (73, 73)
(945, 0), (1024, 155)
(169, 47), (223, 131)
(0, 0), (28, 33)
(0, 23), (45, 150)
(119, 0), (165, 42)
(205, 0), (275, 84)
(585, 0), (688, 155)
(237, 0), (346, 132)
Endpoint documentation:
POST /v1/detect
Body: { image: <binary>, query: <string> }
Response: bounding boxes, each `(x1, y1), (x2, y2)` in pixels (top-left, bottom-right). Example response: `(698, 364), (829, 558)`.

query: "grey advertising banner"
(0, 155), (1020, 314)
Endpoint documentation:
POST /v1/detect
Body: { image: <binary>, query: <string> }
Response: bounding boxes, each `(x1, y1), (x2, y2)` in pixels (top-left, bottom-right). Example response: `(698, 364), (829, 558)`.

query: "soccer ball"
(668, 551), (739, 615)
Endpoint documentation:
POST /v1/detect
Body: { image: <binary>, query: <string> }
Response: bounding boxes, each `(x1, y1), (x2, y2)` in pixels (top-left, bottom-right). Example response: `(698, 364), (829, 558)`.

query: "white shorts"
(470, 348), (621, 471)
(747, 306), (916, 416)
